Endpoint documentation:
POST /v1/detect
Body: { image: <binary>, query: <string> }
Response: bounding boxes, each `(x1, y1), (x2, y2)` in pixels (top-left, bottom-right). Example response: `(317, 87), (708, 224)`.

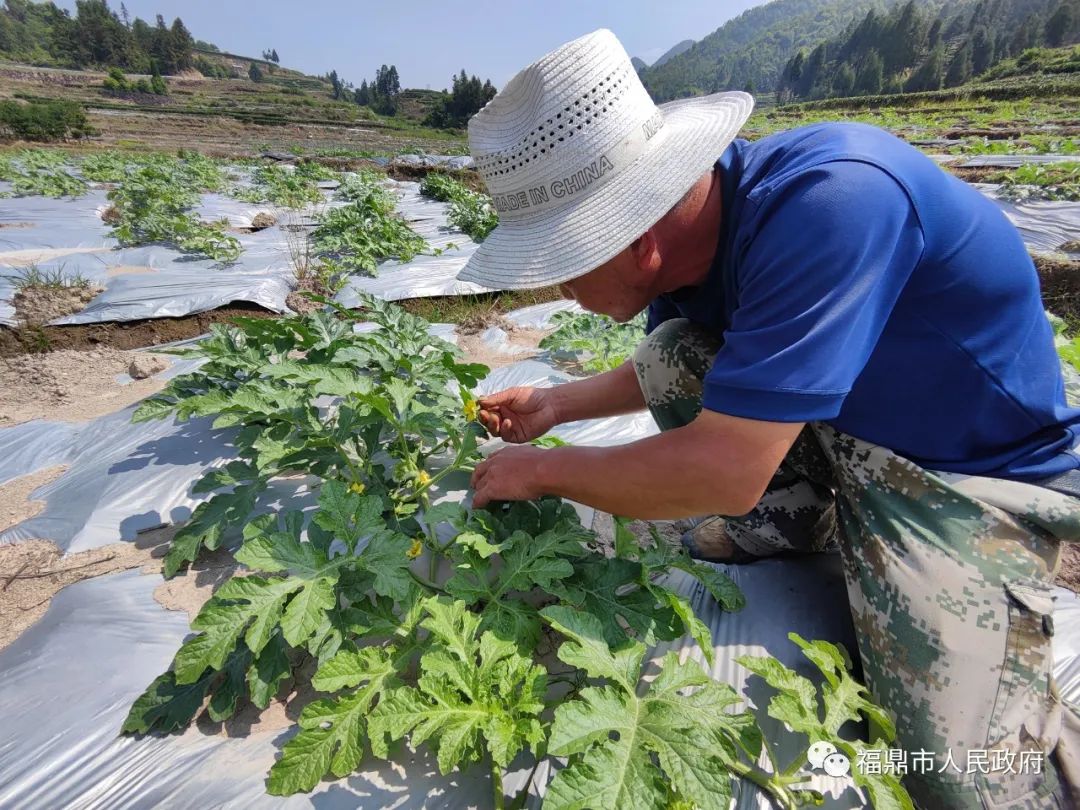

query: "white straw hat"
(457, 29), (754, 290)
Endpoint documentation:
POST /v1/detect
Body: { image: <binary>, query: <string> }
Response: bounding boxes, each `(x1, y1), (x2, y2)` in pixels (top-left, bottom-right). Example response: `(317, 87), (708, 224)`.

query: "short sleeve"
(703, 160), (925, 422)
(646, 295), (680, 334)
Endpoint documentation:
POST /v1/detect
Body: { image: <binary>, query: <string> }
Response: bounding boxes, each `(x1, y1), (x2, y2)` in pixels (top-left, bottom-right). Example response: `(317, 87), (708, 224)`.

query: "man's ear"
(630, 229), (662, 275)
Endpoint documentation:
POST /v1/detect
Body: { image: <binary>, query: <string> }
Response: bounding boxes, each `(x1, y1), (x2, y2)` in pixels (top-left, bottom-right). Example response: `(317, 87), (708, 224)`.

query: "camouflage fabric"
(634, 317), (1080, 808)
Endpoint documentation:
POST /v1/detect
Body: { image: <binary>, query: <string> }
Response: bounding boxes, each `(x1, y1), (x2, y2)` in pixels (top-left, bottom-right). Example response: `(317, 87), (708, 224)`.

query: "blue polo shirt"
(647, 122), (1080, 481)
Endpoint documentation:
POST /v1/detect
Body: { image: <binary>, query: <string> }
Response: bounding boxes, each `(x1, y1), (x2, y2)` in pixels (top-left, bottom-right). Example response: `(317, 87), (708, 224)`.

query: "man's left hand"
(470, 445), (548, 508)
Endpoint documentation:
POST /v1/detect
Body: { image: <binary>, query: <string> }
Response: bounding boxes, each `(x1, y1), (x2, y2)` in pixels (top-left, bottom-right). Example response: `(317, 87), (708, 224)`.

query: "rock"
(251, 212), (276, 231)
(128, 355), (168, 380)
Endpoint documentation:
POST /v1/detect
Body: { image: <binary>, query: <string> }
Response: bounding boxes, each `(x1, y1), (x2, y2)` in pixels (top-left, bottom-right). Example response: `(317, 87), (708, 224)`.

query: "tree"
(167, 17), (194, 73)
(328, 69), (344, 100)
(854, 50), (883, 95)
(945, 40), (973, 87)
(271, 48), (279, 63)
(832, 62), (856, 97)
(1046, 2), (1076, 46)
(248, 62), (262, 82)
(905, 44), (944, 92)
(355, 79), (370, 106)
(150, 62), (167, 95)
(971, 27), (996, 75)
(119, 2), (130, 29)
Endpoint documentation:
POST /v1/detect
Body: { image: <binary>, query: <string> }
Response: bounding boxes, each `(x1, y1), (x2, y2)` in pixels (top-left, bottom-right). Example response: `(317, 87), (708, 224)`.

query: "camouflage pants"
(633, 318), (1080, 809)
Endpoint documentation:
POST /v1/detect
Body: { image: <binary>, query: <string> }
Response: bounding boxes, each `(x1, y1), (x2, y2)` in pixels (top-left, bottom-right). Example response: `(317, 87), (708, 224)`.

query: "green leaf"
(312, 481), (384, 550)
(248, 632), (292, 709)
(556, 559), (681, 646)
(359, 531), (415, 601)
(454, 531), (503, 559)
(173, 575), (300, 683)
(121, 669), (215, 734)
(656, 587), (715, 667)
(368, 598), (547, 773)
(268, 645), (400, 795)
(164, 482), (265, 577)
(613, 516), (639, 559)
(545, 647), (752, 810)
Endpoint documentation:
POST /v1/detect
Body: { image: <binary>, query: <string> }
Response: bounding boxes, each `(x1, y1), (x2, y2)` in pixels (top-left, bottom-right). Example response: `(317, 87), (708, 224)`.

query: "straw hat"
(457, 29), (754, 290)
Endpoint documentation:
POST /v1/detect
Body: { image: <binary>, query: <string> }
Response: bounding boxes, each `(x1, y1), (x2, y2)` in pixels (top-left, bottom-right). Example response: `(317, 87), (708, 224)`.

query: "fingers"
(478, 387), (522, 409)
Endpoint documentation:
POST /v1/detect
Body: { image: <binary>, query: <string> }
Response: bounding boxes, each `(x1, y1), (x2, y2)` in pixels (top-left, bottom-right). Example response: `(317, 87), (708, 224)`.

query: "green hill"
(778, 0), (1080, 100)
(640, 0), (903, 100)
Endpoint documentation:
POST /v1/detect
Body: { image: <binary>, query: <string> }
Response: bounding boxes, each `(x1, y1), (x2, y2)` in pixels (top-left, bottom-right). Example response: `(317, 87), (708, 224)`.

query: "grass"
(12, 263), (91, 290)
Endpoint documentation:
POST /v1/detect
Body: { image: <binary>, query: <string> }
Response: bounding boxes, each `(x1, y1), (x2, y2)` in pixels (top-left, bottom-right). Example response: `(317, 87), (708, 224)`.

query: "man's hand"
(477, 386), (561, 444)
(470, 445), (549, 508)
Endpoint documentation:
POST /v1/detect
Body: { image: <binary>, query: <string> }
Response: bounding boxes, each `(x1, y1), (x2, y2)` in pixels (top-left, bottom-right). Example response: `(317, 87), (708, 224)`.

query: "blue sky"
(55, 0), (765, 90)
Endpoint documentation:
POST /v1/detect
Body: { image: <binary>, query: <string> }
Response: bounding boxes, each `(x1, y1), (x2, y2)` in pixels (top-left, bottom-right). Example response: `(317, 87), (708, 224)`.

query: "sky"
(54, 0), (766, 90)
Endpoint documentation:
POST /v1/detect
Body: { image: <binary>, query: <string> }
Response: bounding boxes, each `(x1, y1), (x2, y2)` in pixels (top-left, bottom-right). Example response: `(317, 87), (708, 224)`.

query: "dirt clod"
(251, 212), (276, 231)
(286, 276), (331, 315)
(1057, 544), (1080, 594)
(1061, 241), (1080, 254)
(128, 354), (169, 380)
(100, 204), (121, 225)
(13, 284), (102, 326)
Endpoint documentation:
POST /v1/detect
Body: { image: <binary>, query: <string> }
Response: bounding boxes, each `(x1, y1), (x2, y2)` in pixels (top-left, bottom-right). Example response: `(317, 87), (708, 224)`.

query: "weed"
(12, 263), (91, 291)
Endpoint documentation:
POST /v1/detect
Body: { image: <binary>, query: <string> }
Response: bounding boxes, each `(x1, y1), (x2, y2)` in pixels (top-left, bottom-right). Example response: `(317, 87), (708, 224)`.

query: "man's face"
(559, 244), (655, 323)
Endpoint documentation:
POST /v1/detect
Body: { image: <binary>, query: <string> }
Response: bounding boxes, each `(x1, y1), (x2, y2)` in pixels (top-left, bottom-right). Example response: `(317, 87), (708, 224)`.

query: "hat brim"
(456, 91), (754, 291)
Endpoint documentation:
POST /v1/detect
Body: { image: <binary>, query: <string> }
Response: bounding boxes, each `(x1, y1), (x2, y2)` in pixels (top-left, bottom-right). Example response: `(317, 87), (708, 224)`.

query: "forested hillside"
(779, 0), (1080, 100)
(0, 0), (201, 74)
(639, 0), (901, 100)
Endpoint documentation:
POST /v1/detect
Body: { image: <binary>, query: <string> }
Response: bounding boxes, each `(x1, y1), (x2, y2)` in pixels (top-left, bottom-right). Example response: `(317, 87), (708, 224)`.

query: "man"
(458, 29), (1080, 809)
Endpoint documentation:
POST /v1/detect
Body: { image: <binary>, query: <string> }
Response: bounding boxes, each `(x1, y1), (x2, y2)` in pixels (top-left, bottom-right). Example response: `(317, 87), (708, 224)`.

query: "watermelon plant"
(540, 310), (647, 372)
(234, 162), (334, 208)
(309, 171), (427, 276)
(419, 171), (499, 242)
(106, 155), (241, 263)
(0, 148), (87, 198)
(122, 298), (910, 809)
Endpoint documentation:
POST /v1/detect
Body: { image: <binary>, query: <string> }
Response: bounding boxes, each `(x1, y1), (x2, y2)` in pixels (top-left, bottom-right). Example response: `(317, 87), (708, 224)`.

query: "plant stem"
(492, 761), (505, 810)
(408, 570), (444, 593)
(727, 759), (799, 810)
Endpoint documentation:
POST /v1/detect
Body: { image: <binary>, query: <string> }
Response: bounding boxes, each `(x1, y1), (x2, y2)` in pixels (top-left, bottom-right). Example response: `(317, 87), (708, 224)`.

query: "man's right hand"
(477, 386), (561, 444)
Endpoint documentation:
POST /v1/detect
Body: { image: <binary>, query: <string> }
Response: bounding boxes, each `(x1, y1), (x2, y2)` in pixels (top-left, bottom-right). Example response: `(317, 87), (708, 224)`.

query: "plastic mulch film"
(0, 171), (488, 327)
(334, 179), (489, 305)
(960, 154), (1079, 168)
(975, 185), (1080, 253)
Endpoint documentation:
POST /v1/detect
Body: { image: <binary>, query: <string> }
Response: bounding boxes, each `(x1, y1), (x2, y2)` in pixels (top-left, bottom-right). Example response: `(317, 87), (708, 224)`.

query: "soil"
(250, 212), (276, 231)
(1033, 254), (1080, 323)
(1057, 544), (1080, 593)
(286, 276), (332, 315)
(0, 536), (163, 651)
(106, 264), (157, 277)
(0, 347), (171, 425)
(0, 302), (276, 357)
(456, 322), (549, 370)
(0, 465), (68, 534)
(13, 284), (103, 326)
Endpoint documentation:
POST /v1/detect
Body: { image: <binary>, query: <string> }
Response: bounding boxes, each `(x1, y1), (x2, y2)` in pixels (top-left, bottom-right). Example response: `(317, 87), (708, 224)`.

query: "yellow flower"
(463, 398), (480, 422)
(407, 538), (424, 559)
(416, 470), (432, 487)
(349, 482), (365, 495)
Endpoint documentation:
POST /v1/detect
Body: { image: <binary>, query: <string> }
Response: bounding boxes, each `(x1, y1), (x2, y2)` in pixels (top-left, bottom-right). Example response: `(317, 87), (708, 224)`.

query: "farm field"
(1, 17), (1080, 810)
